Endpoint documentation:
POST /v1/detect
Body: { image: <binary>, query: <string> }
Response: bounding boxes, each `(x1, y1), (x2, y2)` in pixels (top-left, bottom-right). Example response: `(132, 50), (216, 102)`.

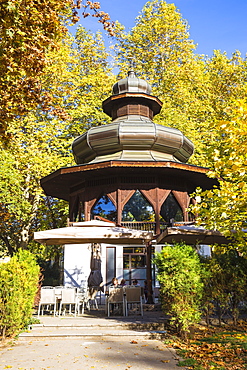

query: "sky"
(73, 0), (247, 58)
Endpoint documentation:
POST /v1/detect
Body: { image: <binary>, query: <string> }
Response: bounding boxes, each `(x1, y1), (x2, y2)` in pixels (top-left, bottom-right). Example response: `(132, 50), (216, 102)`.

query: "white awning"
(157, 225), (230, 245)
(34, 220), (153, 246)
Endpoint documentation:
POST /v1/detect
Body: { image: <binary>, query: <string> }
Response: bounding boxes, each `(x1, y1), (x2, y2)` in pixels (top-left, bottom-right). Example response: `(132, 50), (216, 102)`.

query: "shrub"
(201, 250), (247, 326)
(154, 243), (204, 338)
(0, 249), (40, 338)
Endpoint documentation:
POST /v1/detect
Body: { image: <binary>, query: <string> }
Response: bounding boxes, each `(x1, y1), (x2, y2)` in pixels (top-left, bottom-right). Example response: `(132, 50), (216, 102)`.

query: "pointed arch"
(91, 194), (117, 222)
(160, 192), (183, 223)
(172, 191), (190, 211)
(122, 190), (154, 221)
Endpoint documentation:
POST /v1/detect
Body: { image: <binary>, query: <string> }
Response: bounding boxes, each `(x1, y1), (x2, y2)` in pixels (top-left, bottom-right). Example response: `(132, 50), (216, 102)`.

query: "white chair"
(107, 287), (125, 317)
(75, 288), (90, 315)
(125, 286), (143, 317)
(38, 287), (56, 317)
(58, 288), (77, 316)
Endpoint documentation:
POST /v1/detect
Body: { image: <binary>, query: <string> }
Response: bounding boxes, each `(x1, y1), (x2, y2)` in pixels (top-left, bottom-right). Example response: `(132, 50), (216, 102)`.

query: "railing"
(121, 221), (196, 234)
(121, 221), (168, 233)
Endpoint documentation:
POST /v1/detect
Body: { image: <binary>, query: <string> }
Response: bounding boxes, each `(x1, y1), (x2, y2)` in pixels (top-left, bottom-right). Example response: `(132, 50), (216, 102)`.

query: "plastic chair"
(38, 287), (56, 317)
(125, 286), (143, 317)
(75, 288), (90, 315)
(58, 288), (77, 316)
(107, 287), (125, 317)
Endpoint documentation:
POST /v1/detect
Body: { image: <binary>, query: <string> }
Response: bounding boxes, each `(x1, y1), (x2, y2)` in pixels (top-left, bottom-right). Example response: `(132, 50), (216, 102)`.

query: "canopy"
(156, 225), (230, 245)
(34, 220), (154, 246)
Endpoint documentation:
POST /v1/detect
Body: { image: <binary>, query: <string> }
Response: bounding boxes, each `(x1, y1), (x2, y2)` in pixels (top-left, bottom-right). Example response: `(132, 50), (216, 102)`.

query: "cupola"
(72, 70), (194, 165)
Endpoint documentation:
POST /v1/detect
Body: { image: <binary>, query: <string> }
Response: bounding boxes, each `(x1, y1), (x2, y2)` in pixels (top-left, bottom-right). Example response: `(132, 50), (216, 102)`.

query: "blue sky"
(74, 0), (247, 58)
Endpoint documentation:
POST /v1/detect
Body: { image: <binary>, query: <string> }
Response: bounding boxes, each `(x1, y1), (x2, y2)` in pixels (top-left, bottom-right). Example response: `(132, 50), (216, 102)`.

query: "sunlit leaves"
(114, 1), (247, 167)
(191, 98), (247, 252)
(0, 28), (114, 256)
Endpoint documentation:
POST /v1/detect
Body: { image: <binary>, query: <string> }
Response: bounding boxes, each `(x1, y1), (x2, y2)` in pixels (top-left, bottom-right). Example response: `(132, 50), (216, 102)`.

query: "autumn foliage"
(0, 0), (114, 139)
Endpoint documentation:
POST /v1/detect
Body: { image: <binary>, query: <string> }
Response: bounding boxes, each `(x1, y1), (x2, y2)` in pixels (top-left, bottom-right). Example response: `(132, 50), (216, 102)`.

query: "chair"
(125, 286), (143, 317)
(38, 287), (56, 317)
(107, 287), (125, 317)
(87, 287), (99, 310)
(58, 288), (77, 316)
(75, 288), (90, 315)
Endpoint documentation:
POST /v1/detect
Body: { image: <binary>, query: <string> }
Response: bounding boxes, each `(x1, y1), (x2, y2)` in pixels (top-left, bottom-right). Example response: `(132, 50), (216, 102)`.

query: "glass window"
(131, 255), (146, 268)
(134, 247), (145, 253)
(123, 247), (133, 254)
(131, 268), (146, 280)
(123, 255), (130, 269)
(106, 247), (116, 286)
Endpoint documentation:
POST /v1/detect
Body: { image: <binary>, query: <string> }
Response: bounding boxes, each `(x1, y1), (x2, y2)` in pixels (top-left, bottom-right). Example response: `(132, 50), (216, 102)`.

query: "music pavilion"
(35, 70), (228, 302)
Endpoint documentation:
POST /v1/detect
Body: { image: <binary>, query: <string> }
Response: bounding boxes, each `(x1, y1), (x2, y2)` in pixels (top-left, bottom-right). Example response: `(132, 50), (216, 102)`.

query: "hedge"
(0, 249), (40, 339)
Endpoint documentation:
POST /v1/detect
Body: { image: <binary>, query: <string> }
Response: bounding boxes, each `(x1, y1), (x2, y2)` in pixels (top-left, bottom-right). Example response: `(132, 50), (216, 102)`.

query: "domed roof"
(72, 70), (194, 165)
(113, 70), (152, 95)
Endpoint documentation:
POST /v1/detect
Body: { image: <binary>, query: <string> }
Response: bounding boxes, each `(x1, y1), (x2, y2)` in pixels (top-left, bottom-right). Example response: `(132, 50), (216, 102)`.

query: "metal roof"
(40, 160), (219, 201)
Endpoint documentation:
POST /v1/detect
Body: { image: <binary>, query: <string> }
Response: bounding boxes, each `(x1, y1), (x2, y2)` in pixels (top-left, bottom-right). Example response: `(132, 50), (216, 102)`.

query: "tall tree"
(114, 0), (247, 167)
(0, 29), (114, 256)
(0, 0), (114, 140)
(191, 97), (247, 253)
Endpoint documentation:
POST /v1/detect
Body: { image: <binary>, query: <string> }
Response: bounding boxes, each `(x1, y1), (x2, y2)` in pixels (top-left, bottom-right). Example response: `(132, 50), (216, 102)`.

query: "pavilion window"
(160, 192), (183, 224)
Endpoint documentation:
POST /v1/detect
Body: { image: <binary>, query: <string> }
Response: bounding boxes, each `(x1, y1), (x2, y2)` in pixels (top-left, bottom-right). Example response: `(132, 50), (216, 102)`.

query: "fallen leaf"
(130, 340), (138, 344)
(161, 360), (170, 363)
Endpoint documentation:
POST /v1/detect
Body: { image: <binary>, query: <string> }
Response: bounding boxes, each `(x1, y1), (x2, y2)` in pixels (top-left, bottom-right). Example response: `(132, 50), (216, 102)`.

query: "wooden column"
(146, 241), (154, 304)
(117, 189), (122, 226)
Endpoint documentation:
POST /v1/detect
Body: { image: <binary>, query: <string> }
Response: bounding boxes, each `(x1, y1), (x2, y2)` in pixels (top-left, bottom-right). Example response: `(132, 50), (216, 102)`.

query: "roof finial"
(128, 58), (136, 78)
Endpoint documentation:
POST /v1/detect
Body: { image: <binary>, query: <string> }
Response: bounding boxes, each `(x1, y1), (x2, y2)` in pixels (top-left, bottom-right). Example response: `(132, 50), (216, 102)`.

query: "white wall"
(63, 243), (124, 289)
(63, 244), (91, 288)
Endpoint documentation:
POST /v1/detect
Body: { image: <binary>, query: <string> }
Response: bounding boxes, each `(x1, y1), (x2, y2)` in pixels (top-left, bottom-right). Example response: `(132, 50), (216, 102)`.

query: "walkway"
(0, 305), (187, 370)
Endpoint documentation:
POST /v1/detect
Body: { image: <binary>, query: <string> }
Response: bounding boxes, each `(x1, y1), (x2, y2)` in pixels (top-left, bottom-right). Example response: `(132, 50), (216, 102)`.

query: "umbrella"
(33, 220), (154, 246)
(87, 243), (104, 293)
(156, 225), (230, 245)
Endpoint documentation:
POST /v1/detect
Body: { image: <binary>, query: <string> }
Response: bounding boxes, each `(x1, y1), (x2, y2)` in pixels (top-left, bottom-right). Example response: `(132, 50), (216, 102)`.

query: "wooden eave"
(102, 92), (163, 117)
(40, 160), (219, 201)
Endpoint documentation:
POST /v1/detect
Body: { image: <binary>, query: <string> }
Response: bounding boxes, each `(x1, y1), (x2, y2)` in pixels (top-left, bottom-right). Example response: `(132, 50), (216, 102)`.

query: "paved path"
(0, 307), (187, 370)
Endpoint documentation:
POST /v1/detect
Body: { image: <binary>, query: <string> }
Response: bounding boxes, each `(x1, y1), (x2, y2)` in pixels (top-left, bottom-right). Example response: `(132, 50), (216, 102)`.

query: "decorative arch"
(160, 192), (184, 223)
(122, 190), (154, 222)
(91, 194), (117, 222)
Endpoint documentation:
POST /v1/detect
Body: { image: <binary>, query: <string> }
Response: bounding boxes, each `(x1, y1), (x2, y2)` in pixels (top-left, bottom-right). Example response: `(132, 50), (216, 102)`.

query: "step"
(19, 317), (167, 339)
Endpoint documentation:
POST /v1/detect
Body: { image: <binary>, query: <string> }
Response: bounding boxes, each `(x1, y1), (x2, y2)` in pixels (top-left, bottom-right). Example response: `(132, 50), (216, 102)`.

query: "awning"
(34, 220), (154, 246)
(156, 225), (230, 245)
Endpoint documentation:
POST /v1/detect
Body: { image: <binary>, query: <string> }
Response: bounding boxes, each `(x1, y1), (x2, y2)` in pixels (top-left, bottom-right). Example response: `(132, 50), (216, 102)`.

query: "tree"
(0, 28), (114, 257)
(0, 0), (114, 140)
(200, 251), (247, 326)
(114, 1), (247, 166)
(191, 97), (247, 253)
